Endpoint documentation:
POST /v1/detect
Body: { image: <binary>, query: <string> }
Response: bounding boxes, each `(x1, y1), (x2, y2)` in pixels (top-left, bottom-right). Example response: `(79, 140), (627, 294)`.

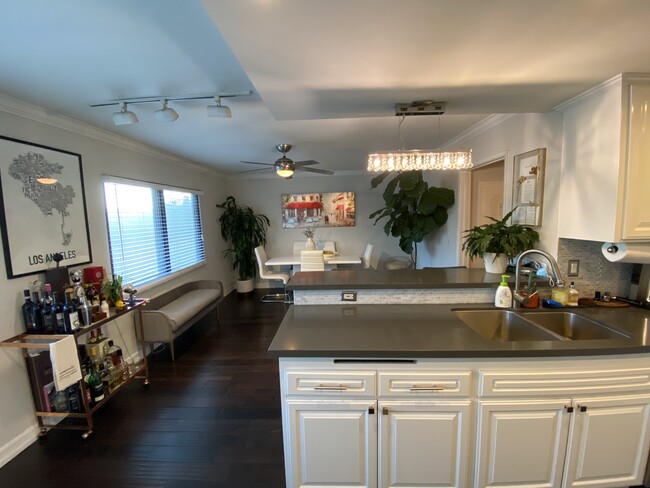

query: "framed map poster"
(0, 136), (92, 278)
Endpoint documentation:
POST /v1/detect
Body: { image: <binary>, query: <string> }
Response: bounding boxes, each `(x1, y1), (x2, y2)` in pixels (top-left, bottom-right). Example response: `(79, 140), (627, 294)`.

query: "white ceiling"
(1, 0), (650, 176)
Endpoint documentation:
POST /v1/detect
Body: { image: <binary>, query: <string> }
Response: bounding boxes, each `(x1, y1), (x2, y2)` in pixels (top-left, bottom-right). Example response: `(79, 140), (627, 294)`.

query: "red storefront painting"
(281, 192), (355, 228)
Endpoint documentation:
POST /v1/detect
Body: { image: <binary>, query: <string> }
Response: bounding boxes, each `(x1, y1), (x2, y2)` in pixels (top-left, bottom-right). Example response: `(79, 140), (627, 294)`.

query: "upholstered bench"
(137, 280), (223, 361)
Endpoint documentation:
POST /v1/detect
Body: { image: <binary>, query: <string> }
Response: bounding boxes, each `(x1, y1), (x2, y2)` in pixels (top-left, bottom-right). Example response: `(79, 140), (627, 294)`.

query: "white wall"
(0, 102), (229, 465)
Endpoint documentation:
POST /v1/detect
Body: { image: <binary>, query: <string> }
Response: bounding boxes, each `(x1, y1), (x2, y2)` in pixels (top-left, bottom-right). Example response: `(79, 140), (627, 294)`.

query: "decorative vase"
(483, 253), (509, 274)
(305, 237), (316, 250)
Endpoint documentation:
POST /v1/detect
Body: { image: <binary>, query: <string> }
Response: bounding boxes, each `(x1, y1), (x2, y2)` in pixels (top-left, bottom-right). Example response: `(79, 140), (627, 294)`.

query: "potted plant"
(462, 207), (540, 273)
(217, 196), (270, 293)
(369, 171), (455, 269)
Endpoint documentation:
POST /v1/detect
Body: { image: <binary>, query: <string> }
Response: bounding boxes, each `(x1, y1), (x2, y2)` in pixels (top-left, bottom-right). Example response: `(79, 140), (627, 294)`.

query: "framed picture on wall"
(0, 135), (92, 278)
(281, 192), (355, 228)
(512, 148), (546, 227)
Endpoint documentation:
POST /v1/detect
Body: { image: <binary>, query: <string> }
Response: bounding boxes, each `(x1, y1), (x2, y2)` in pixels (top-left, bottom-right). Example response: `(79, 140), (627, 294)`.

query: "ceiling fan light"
(112, 102), (139, 125)
(274, 159), (294, 178)
(207, 96), (232, 118)
(155, 99), (179, 122)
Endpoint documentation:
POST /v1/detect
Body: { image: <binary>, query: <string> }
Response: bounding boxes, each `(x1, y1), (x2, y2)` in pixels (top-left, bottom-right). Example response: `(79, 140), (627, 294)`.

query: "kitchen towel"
(601, 242), (650, 264)
(49, 335), (82, 391)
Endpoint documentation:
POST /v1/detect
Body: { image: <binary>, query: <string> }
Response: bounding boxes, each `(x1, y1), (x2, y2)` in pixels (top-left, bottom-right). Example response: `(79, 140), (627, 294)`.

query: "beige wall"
(0, 103), (229, 465)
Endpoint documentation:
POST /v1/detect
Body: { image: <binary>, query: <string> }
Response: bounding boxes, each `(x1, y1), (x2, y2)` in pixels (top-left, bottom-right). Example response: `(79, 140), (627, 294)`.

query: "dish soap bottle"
(567, 281), (579, 307)
(495, 275), (512, 308)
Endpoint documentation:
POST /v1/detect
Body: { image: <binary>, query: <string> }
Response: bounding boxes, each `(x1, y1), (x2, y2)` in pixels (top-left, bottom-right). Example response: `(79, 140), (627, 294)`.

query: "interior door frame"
(457, 151), (511, 267)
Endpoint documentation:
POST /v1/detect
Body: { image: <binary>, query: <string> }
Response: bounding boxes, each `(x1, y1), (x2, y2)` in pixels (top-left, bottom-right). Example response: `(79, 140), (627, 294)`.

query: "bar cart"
(0, 299), (149, 439)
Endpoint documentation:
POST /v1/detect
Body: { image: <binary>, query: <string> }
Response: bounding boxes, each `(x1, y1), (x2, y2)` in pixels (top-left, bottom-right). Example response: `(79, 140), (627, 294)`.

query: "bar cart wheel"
(38, 428), (48, 438)
(143, 378), (150, 386)
(82, 430), (93, 439)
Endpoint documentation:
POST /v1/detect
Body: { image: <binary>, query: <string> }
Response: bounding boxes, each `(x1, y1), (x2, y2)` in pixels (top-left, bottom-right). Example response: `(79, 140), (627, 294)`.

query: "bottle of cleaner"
(495, 275), (512, 308)
(567, 281), (579, 307)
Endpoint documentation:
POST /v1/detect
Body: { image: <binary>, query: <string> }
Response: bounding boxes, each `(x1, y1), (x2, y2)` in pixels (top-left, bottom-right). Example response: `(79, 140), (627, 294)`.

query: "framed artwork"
(512, 148), (546, 227)
(0, 136), (92, 278)
(282, 192), (355, 228)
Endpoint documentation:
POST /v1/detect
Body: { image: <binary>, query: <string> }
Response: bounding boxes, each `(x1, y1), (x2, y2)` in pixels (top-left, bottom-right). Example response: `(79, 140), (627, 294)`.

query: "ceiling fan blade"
(294, 160), (319, 166)
(236, 167), (273, 174)
(296, 166), (335, 175)
(240, 161), (273, 166)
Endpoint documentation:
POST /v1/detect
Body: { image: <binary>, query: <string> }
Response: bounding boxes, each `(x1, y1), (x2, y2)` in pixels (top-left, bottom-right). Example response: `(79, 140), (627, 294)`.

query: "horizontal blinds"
(104, 180), (205, 287)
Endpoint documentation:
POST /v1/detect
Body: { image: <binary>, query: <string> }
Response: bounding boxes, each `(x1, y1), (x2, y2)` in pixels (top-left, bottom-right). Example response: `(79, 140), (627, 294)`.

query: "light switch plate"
(568, 259), (579, 277)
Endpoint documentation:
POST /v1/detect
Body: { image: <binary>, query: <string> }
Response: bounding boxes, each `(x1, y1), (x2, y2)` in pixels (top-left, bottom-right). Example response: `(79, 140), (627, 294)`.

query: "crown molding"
(553, 74), (624, 112)
(443, 114), (516, 148)
(0, 92), (223, 177)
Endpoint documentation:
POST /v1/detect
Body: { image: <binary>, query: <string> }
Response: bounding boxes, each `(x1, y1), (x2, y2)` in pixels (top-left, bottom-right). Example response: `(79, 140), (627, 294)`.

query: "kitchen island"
(270, 302), (650, 488)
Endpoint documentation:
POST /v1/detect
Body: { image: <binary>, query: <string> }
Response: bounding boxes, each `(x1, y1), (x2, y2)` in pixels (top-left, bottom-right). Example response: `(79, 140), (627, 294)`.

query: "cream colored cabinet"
(379, 400), (471, 488)
(475, 399), (571, 488)
(558, 74), (650, 242)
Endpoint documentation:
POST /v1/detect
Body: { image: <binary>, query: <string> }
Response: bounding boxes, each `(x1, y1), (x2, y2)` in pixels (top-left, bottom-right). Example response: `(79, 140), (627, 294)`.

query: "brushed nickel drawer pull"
(314, 384), (348, 391)
(409, 385), (445, 391)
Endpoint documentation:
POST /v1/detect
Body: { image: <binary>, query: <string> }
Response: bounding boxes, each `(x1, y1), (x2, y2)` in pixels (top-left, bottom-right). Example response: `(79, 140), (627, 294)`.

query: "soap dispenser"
(495, 275), (512, 308)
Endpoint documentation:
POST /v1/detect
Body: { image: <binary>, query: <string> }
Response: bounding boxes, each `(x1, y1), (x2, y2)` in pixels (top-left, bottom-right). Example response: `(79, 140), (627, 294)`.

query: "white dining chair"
(255, 246), (291, 302)
(362, 243), (375, 269)
(300, 250), (325, 271)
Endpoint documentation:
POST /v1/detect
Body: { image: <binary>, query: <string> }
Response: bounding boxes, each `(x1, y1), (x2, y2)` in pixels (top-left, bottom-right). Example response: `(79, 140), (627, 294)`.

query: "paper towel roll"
(601, 242), (650, 263)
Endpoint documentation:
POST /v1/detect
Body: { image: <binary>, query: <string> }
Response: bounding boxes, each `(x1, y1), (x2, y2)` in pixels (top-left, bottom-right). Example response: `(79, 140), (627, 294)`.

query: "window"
(103, 179), (205, 287)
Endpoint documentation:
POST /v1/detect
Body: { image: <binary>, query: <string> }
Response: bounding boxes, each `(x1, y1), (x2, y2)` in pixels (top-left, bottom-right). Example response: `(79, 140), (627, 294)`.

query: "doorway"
(466, 159), (505, 268)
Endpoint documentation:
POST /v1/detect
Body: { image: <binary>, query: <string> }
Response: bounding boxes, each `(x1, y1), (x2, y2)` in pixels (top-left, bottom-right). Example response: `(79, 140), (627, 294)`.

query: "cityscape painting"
(281, 192), (355, 229)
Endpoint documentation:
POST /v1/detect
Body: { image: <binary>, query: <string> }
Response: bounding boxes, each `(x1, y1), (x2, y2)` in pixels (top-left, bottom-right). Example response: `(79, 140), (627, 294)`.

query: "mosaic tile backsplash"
(556, 238), (633, 299)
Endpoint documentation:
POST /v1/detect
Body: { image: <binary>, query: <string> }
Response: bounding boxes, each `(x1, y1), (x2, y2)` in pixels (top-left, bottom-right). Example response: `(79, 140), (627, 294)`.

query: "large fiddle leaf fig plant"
(369, 171), (455, 268)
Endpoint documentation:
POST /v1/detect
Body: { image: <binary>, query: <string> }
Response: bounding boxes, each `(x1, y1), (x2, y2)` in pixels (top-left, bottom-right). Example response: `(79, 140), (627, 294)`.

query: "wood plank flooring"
(0, 289), (290, 488)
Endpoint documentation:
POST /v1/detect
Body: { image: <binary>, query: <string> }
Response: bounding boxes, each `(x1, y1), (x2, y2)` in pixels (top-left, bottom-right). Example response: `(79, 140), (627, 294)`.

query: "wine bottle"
(31, 291), (44, 334)
(51, 291), (66, 334)
(40, 284), (55, 334)
(22, 289), (38, 334)
(62, 292), (81, 334)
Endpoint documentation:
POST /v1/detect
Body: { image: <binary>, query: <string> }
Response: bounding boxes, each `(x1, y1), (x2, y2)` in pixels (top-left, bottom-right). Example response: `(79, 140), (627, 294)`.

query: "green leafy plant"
(101, 274), (123, 306)
(302, 225), (317, 239)
(462, 207), (539, 260)
(369, 171), (455, 268)
(217, 196), (270, 280)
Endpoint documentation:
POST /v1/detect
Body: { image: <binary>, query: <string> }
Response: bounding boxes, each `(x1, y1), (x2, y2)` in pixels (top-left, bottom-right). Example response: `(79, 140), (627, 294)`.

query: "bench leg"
(170, 340), (176, 362)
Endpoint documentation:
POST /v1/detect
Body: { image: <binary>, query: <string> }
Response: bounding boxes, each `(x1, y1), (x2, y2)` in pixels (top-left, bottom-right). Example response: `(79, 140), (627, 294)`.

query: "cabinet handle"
(409, 385), (445, 391)
(579, 405), (588, 412)
(314, 384), (348, 391)
(368, 407), (375, 415)
(565, 405), (574, 413)
(382, 407), (389, 415)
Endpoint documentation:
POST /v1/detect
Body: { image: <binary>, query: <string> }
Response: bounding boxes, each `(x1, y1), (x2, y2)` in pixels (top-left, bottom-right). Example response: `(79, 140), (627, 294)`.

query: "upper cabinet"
(558, 74), (650, 242)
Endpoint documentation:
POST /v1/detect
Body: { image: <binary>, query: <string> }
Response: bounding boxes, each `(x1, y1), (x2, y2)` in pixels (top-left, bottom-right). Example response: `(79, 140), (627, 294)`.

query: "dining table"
(265, 253), (362, 268)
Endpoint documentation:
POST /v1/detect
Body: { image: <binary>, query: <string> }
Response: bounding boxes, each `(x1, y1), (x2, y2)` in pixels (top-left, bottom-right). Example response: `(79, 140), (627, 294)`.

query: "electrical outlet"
(568, 259), (580, 277)
(341, 291), (357, 301)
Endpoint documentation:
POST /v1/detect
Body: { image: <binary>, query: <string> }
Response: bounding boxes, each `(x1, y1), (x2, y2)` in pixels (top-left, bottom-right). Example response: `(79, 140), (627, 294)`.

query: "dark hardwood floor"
(0, 289), (290, 488)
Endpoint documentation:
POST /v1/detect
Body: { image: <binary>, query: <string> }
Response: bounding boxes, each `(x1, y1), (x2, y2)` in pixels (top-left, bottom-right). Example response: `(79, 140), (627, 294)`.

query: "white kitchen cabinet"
(285, 399), (377, 488)
(378, 400), (471, 488)
(558, 73), (650, 242)
(562, 394), (650, 488)
(475, 399), (571, 488)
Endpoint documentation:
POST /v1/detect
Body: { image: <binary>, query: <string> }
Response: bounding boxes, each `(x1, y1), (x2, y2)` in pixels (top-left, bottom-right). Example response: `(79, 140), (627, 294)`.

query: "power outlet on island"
(341, 291), (357, 302)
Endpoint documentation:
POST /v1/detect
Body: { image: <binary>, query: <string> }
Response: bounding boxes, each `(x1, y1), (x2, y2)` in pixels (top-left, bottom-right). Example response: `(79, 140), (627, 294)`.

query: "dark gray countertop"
(288, 267), (525, 290)
(268, 303), (650, 358)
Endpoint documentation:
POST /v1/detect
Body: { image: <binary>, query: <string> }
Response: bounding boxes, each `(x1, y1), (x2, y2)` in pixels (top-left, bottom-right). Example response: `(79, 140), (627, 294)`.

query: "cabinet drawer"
(378, 371), (471, 397)
(479, 367), (650, 398)
(285, 370), (376, 397)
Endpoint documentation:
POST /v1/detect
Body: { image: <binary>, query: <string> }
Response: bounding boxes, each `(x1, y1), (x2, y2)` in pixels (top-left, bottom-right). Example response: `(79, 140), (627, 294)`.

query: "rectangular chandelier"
(367, 149), (472, 172)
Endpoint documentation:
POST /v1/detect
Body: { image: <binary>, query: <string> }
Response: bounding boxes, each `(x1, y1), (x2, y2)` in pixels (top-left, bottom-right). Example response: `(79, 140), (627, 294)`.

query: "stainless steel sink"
(519, 311), (630, 340)
(454, 310), (561, 342)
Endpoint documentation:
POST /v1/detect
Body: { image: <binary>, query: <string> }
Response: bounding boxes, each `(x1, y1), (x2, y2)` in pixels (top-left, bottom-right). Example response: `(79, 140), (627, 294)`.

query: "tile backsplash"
(556, 238), (633, 299)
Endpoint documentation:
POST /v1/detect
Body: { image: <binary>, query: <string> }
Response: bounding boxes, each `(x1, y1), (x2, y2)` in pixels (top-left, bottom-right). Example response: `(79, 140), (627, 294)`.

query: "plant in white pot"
(462, 208), (539, 273)
(217, 196), (270, 293)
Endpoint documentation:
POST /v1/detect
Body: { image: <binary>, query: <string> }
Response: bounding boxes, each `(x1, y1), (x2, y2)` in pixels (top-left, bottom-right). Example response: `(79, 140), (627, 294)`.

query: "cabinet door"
(562, 394), (650, 488)
(285, 399), (377, 488)
(378, 400), (471, 488)
(621, 83), (650, 239)
(475, 399), (571, 488)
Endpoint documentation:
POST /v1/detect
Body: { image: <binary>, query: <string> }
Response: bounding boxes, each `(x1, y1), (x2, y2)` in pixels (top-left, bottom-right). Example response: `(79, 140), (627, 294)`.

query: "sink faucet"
(513, 249), (565, 308)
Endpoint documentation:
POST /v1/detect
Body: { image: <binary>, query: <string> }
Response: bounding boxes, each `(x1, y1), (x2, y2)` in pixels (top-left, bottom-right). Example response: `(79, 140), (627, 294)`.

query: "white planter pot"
(483, 253), (509, 274)
(236, 278), (255, 293)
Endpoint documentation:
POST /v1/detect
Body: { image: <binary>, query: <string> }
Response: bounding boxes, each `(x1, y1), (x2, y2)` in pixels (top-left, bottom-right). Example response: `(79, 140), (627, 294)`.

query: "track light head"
(155, 99), (179, 122)
(207, 96), (232, 118)
(112, 102), (139, 125)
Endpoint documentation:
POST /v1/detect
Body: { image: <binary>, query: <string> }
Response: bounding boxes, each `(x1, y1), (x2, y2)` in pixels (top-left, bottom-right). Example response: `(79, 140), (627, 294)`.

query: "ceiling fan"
(240, 144), (334, 179)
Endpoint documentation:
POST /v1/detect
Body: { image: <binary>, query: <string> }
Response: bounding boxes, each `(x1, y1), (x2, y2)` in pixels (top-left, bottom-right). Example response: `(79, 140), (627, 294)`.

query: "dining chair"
(254, 246), (291, 303)
(300, 250), (325, 271)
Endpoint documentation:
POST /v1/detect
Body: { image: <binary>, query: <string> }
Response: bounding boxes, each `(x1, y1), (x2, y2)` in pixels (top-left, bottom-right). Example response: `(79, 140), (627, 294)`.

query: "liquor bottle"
(62, 292), (81, 334)
(31, 291), (44, 334)
(22, 289), (38, 334)
(40, 284), (55, 334)
(84, 359), (105, 406)
(51, 291), (66, 334)
(66, 384), (83, 413)
(106, 340), (127, 381)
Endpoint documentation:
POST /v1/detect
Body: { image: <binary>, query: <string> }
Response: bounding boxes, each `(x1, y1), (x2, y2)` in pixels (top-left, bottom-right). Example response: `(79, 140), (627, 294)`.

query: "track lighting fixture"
(90, 91), (251, 126)
(112, 102), (139, 126)
(155, 99), (179, 122)
(206, 96), (232, 118)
